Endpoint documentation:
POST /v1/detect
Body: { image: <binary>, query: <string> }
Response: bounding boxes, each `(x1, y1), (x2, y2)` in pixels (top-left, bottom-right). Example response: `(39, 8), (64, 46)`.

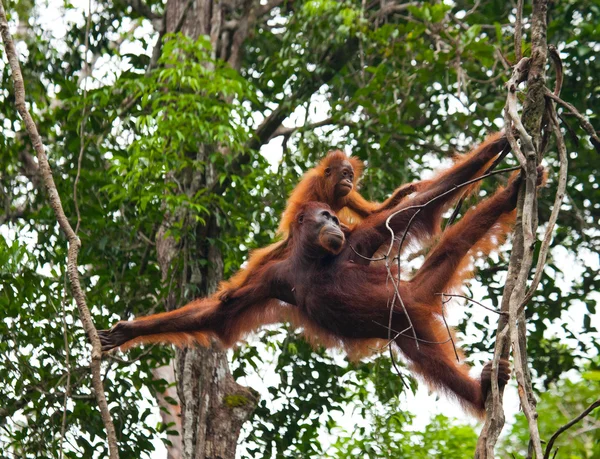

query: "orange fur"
(100, 134), (527, 417)
(217, 149), (421, 299)
(450, 131), (507, 198)
(117, 135), (513, 360)
(285, 307), (386, 361)
(403, 201), (516, 419)
(440, 206), (516, 296)
(279, 150), (366, 233)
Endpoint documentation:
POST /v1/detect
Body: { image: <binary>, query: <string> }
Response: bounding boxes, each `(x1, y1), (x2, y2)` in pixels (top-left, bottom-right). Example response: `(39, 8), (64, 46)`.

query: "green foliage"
(101, 33), (252, 225)
(500, 366), (600, 458)
(332, 414), (478, 458)
(1, 0), (599, 457)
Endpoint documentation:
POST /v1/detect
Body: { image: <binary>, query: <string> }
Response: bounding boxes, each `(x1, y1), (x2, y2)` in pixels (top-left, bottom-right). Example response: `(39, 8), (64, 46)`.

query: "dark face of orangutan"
(315, 208), (344, 254)
(324, 159), (354, 198)
(298, 206), (345, 255)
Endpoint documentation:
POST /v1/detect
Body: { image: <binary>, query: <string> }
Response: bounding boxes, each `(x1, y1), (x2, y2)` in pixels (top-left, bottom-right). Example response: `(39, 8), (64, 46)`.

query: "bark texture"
(152, 365), (183, 459)
(155, 1), (261, 457)
(476, 1), (549, 457)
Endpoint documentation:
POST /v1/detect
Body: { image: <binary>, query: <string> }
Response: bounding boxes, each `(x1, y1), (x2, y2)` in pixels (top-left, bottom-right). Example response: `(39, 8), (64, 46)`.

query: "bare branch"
(544, 399), (600, 459)
(514, 0), (524, 61)
(214, 36), (359, 196)
(250, 37), (359, 150)
(436, 293), (506, 315)
(388, 345), (410, 390)
(372, 321), (453, 345)
(520, 96), (568, 310)
(478, 18), (549, 451)
(548, 45), (563, 96)
(544, 89), (600, 153)
(269, 117), (335, 141)
(0, 5), (119, 458)
(480, 2), (550, 457)
(440, 294), (460, 362)
(445, 142), (511, 228)
(358, 165), (521, 357)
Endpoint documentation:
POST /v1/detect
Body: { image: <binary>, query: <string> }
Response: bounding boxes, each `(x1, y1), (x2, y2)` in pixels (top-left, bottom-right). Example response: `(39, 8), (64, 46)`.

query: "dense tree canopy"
(0, 0), (598, 457)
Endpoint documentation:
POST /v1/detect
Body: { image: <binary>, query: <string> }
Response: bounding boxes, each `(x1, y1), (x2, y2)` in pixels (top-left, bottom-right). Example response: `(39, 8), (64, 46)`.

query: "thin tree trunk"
(152, 365), (182, 459)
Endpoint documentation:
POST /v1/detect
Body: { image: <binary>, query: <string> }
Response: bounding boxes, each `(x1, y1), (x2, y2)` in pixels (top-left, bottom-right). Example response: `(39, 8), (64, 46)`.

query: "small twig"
(543, 89), (600, 153)
(445, 142), (512, 228)
(543, 399), (600, 459)
(548, 45), (563, 96)
(348, 243), (386, 261)
(372, 321), (452, 345)
(385, 165), (522, 243)
(384, 265), (419, 349)
(388, 345), (409, 390)
(384, 164), (522, 262)
(375, 165), (521, 353)
(440, 294), (460, 362)
(514, 0), (524, 61)
(371, 322), (414, 351)
(435, 293), (506, 315)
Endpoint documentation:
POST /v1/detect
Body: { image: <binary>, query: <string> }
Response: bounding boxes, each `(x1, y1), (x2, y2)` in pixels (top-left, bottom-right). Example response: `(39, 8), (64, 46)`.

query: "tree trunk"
(154, 1), (259, 457)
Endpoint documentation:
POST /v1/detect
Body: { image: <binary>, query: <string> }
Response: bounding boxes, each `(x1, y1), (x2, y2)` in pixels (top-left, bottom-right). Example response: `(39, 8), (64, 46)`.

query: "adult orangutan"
(100, 135), (538, 417)
(217, 132), (508, 301)
(216, 149), (427, 301)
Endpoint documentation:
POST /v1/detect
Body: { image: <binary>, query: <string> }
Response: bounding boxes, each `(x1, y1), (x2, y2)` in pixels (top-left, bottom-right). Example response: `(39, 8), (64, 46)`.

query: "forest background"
(0, 0), (599, 457)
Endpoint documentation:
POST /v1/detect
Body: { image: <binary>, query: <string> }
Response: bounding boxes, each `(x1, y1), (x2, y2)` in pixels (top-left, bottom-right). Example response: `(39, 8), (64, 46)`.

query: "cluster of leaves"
(101, 34), (254, 231)
(332, 413), (479, 459)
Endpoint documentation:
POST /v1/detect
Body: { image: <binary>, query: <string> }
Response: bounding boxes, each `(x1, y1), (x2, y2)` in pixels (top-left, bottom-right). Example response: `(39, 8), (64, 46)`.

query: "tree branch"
(0, 4), (119, 458)
(479, 2), (549, 457)
(250, 37), (359, 150)
(544, 399), (600, 459)
(477, 1), (550, 448)
(520, 90), (567, 310)
(213, 36), (359, 196)
(543, 90), (600, 153)
(268, 117), (335, 140)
